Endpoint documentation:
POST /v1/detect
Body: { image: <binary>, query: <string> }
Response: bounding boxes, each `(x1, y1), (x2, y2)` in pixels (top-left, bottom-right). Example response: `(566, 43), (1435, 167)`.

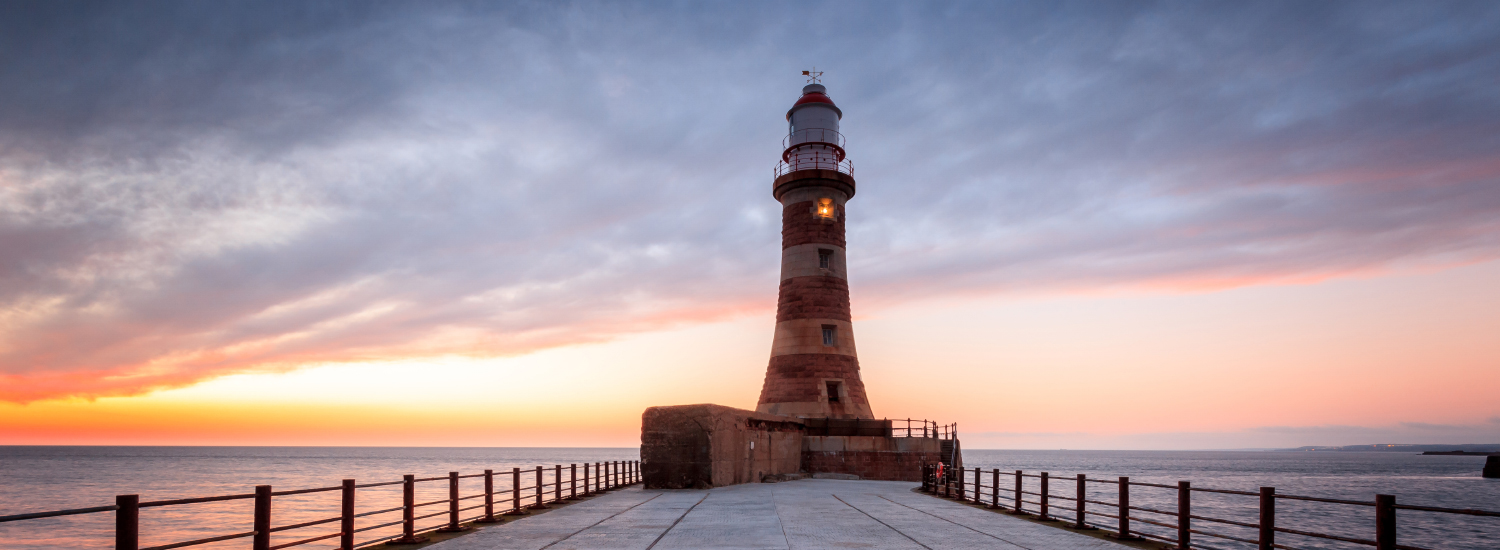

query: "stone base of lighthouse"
(640, 404), (953, 489)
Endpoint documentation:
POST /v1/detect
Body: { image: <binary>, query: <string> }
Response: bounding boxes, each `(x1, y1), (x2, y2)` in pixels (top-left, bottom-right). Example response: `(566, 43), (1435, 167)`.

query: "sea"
(0, 447), (1495, 550)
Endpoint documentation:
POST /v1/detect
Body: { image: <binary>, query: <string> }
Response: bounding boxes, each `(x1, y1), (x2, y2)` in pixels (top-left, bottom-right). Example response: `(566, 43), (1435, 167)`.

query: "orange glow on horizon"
(3, 261), (1498, 449)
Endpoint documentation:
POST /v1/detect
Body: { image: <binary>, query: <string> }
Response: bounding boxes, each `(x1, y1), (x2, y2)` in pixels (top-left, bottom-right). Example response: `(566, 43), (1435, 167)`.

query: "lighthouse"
(756, 81), (874, 420)
(639, 78), (954, 489)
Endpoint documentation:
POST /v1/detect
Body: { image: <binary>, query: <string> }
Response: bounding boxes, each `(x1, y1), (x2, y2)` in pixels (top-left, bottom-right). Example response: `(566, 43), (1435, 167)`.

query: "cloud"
(2, 2), (1499, 401)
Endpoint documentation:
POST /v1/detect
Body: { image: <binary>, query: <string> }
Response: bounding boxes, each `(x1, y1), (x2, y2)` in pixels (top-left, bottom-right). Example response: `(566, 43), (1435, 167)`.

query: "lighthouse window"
(826, 382), (841, 403)
(815, 198), (835, 219)
(821, 325), (837, 346)
(818, 249), (832, 269)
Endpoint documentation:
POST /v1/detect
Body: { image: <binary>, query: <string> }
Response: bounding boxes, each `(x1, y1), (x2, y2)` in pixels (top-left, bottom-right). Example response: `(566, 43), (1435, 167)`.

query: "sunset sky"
(2, 2), (1497, 449)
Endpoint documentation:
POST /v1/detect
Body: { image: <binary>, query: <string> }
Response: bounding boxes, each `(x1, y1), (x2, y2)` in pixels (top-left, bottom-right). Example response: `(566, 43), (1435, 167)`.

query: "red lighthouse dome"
(786, 84), (843, 121)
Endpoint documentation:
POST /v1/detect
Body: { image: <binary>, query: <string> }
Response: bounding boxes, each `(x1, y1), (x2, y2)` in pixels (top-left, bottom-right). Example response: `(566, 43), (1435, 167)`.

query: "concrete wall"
(641, 403), (956, 488)
(641, 404), (803, 489)
(801, 435), (945, 482)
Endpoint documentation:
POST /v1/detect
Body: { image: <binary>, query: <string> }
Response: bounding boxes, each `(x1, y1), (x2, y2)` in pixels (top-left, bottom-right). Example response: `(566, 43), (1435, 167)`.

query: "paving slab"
(427, 480), (1133, 550)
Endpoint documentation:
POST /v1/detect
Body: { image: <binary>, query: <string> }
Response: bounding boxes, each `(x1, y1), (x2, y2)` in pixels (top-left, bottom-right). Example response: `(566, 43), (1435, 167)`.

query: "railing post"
(1259, 487), (1275, 550)
(115, 494), (139, 550)
(506, 467), (525, 515)
(1076, 474), (1087, 529)
(1177, 481), (1190, 549)
(956, 466), (965, 500)
(1117, 477), (1133, 539)
(391, 475), (427, 543)
(476, 470), (499, 523)
(1040, 472), (1050, 520)
(554, 465), (562, 503)
(1376, 494), (1396, 550)
(340, 480), (356, 549)
(972, 468), (981, 503)
(533, 466), (547, 509)
(569, 464), (579, 499)
(437, 471), (466, 532)
(1013, 470), (1023, 514)
(253, 485), (271, 550)
(583, 463), (591, 495)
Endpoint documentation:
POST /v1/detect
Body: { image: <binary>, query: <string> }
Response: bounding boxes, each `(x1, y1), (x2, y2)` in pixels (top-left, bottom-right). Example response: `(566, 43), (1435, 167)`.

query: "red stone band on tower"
(757, 84), (874, 420)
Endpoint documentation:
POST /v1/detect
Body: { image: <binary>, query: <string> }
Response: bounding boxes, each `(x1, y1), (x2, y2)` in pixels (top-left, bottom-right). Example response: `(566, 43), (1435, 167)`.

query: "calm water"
(961, 450), (1499, 550)
(1, 447), (1495, 549)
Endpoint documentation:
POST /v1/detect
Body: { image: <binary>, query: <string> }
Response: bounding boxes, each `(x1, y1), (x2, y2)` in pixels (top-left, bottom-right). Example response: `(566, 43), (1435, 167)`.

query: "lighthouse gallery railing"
(775, 128), (853, 177)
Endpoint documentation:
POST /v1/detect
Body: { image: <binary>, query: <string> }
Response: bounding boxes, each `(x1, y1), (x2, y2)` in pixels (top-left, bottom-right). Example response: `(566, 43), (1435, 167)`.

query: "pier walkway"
(429, 479), (1131, 550)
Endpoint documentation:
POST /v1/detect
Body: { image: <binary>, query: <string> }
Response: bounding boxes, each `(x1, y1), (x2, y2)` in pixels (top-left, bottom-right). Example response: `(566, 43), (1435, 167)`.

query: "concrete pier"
(429, 479), (1130, 550)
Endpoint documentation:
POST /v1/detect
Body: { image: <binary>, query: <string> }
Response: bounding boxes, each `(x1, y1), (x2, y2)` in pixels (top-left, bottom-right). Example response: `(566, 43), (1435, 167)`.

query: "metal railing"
(888, 419), (957, 439)
(921, 465), (1500, 550)
(774, 156), (852, 177)
(0, 460), (642, 550)
(776, 128), (852, 177)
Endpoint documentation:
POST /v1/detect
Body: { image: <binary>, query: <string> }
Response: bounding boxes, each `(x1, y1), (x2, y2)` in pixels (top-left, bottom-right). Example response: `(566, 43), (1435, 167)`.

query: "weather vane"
(802, 68), (823, 84)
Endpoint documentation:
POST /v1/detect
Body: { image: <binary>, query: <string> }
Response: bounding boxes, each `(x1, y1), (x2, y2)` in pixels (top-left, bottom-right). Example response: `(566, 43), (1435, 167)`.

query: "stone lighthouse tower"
(640, 79), (952, 489)
(756, 82), (875, 420)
